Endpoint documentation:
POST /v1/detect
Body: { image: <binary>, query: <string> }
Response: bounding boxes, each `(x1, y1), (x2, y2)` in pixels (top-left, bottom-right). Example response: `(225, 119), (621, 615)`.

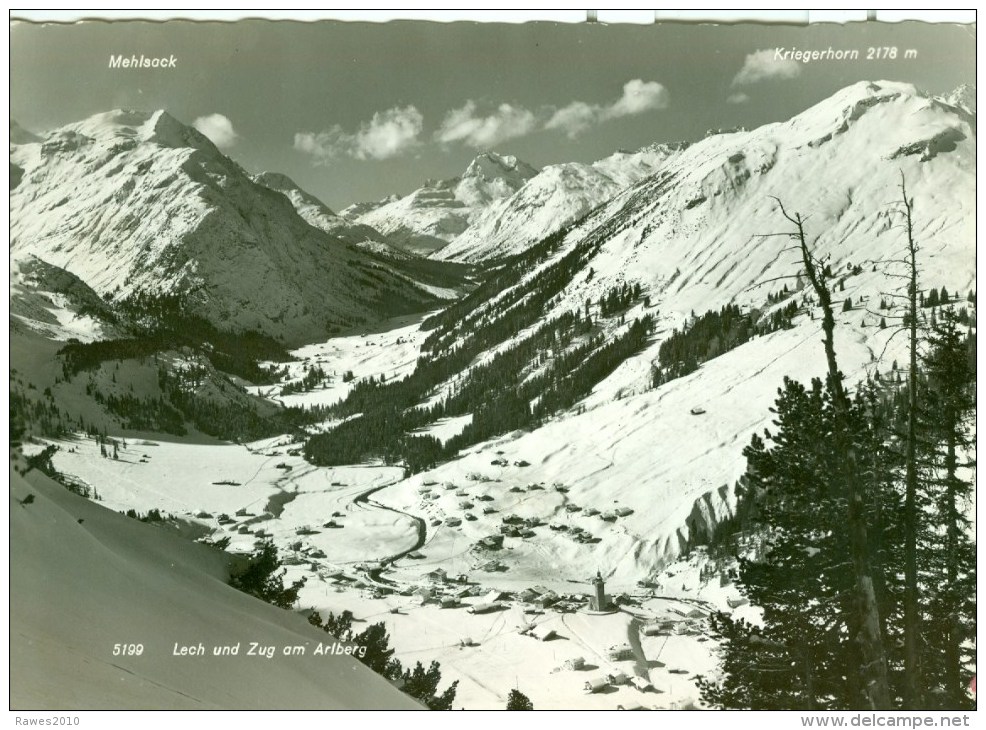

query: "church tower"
(590, 571), (608, 611)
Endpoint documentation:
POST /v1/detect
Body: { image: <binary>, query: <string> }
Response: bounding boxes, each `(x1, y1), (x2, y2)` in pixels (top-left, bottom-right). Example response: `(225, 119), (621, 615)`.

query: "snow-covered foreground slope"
(9, 460), (420, 710)
(435, 143), (684, 263)
(9, 109), (439, 344)
(348, 152), (539, 255)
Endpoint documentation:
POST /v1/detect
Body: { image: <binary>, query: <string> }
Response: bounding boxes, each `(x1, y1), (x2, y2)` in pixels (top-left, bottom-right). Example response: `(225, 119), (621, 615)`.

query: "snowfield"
(41, 295), (916, 708)
(9, 460), (420, 710)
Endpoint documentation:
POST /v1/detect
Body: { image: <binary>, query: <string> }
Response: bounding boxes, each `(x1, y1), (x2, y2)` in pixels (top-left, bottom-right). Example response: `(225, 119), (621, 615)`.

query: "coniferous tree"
(351, 622), (402, 679)
(400, 661), (458, 710)
(506, 689), (534, 709)
(702, 199), (893, 709)
(915, 307), (976, 708)
(699, 378), (901, 709)
(228, 541), (303, 609)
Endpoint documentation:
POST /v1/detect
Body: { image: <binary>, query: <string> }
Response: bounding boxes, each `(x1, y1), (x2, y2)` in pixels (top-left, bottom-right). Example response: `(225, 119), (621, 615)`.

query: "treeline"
(653, 301), (797, 386)
(10, 381), (71, 439)
(62, 291), (292, 385)
(422, 232), (602, 357)
(304, 314), (653, 471)
(79, 364), (329, 442)
(421, 222), (581, 337)
(158, 368), (328, 442)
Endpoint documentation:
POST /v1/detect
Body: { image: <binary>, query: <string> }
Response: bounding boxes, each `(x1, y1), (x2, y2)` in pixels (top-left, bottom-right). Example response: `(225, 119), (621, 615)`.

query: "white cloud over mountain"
(732, 49), (801, 86)
(297, 79), (669, 159)
(193, 113), (239, 148)
(436, 101), (539, 148)
(547, 79), (670, 138)
(295, 105), (423, 162)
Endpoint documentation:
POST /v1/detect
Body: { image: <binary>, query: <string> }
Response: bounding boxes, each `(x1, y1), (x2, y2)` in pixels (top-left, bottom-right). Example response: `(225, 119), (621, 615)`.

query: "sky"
(9, 16), (975, 211)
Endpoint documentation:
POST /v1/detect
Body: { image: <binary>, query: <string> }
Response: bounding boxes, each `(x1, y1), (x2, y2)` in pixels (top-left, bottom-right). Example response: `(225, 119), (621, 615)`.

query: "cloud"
(607, 79), (670, 118)
(193, 113), (239, 149)
(547, 79), (669, 138)
(298, 80), (671, 160)
(732, 50), (801, 86)
(435, 101), (538, 148)
(727, 92), (750, 105)
(543, 101), (598, 138)
(295, 105), (423, 162)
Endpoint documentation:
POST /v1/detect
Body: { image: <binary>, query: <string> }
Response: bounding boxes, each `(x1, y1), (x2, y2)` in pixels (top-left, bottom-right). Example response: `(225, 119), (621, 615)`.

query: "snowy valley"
(10, 79), (976, 710)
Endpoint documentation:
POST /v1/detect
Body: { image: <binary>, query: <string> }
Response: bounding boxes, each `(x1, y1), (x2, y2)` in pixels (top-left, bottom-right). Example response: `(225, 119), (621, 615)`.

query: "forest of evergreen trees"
(653, 300), (797, 386)
(304, 311), (653, 471)
(61, 291), (291, 385)
(700, 308), (975, 709)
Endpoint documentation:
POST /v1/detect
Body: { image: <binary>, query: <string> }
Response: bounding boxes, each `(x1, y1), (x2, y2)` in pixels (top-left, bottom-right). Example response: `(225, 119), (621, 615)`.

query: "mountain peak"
(253, 170), (301, 191)
(58, 108), (218, 153)
(463, 151), (538, 182)
(942, 83), (976, 114)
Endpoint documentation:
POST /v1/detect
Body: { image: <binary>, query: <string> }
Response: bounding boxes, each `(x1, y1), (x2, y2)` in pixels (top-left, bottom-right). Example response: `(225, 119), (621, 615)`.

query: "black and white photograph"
(8, 10), (977, 715)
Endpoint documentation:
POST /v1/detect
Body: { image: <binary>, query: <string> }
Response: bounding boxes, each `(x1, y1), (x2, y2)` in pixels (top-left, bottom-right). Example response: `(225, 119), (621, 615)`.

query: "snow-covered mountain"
(9, 109), (442, 344)
(940, 83), (976, 115)
(12, 80), (976, 710)
(251, 171), (399, 252)
(346, 152), (539, 255)
(435, 143), (685, 263)
(366, 80), (975, 581)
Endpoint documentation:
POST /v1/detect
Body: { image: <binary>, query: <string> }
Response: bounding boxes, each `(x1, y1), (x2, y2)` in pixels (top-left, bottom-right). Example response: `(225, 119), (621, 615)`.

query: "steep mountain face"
(251, 171), (396, 250)
(434, 143), (685, 263)
(348, 80), (975, 580)
(9, 109), (440, 345)
(349, 152), (539, 255)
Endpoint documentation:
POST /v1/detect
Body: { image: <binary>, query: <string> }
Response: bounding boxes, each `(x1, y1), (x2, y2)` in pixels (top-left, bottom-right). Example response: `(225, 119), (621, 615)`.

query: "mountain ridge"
(9, 108), (445, 345)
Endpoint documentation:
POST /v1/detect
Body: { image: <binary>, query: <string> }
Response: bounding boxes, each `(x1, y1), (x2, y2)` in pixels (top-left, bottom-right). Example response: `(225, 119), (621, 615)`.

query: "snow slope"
(10, 255), (118, 342)
(9, 460), (420, 710)
(351, 152), (539, 255)
(371, 80), (975, 580)
(9, 109), (439, 345)
(436, 143), (684, 263)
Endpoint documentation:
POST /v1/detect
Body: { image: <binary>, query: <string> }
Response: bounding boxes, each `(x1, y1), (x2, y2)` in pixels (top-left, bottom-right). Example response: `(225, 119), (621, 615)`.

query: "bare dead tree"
(898, 173), (922, 709)
(772, 198), (892, 710)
